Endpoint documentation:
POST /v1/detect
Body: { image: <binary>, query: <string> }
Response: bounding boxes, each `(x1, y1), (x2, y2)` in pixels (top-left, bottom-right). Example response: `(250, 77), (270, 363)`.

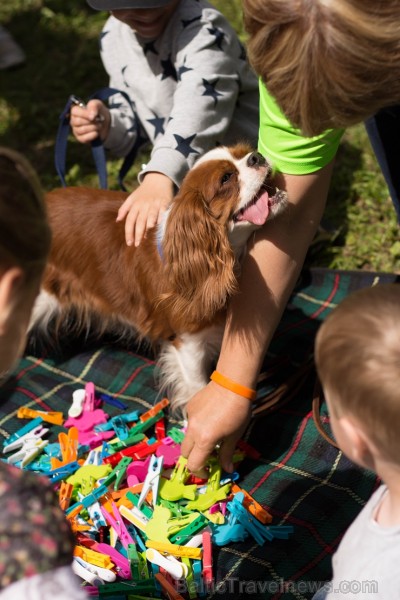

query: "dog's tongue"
(236, 190), (270, 225)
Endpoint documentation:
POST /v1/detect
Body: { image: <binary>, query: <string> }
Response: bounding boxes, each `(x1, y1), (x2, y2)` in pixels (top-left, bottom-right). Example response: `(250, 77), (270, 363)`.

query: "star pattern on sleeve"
(147, 114), (166, 138)
(161, 54), (178, 81)
(121, 65), (130, 88)
(173, 134), (199, 158)
(177, 57), (193, 81)
(201, 78), (223, 106)
(143, 40), (159, 55)
(207, 26), (225, 50)
(181, 14), (202, 28)
(99, 30), (109, 52)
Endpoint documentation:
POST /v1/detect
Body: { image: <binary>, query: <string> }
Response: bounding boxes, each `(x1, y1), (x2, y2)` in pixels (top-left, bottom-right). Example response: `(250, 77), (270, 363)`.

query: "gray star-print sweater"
(100, 0), (259, 187)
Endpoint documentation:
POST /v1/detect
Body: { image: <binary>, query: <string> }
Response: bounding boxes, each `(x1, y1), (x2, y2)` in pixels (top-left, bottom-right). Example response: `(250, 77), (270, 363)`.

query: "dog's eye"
(221, 172), (233, 185)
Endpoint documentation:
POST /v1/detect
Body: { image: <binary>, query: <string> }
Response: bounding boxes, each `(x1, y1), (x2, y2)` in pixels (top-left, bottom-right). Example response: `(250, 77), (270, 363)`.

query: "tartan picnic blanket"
(0, 267), (397, 599)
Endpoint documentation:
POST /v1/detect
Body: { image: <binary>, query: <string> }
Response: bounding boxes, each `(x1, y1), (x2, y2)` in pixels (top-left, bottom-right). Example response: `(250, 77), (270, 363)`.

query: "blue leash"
(54, 87), (141, 191)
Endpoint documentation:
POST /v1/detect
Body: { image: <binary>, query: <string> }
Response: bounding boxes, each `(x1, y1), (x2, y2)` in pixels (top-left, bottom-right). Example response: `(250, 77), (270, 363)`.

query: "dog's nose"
(247, 151), (266, 168)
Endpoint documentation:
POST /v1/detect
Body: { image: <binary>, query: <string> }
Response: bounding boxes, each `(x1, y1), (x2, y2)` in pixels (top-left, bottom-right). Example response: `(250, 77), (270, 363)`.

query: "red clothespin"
(236, 439), (261, 460)
(133, 439), (162, 460)
(139, 398), (169, 422)
(155, 417), (166, 440)
(202, 530), (213, 587)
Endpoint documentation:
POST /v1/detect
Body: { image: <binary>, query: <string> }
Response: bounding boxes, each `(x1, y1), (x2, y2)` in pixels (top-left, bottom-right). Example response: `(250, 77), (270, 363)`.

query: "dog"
(31, 143), (287, 414)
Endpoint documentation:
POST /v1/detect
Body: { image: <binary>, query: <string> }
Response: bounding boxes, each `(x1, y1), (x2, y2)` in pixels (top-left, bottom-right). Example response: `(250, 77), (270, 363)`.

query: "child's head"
(0, 147), (51, 378)
(315, 283), (400, 467)
(86, 0), (180, 39)
(242, 0), (400, 136)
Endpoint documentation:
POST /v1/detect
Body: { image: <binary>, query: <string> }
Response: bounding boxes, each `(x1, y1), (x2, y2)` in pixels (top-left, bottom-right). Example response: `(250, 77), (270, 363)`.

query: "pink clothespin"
(100, 500), (135, 550)
(65, 382), (108, 442)
(202, 530), (213, 586)
(156, 438), (181, 468)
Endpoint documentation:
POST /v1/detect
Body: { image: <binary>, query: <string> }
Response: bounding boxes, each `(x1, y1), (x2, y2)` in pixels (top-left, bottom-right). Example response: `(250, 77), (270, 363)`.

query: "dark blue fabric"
(54, 87), (140, 190)
(365, 105), (400, 221)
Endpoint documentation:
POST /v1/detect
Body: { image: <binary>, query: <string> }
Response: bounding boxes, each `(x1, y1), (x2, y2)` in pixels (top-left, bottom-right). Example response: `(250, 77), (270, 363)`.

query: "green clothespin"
(127, 491), (153, 520)
(101, 455), (133, 490)
(181, 557), (197, 600)
(128, 543), (140, 580)
(97, 578), (156, 597)
(166, 427), (185, 444)
(108, 432), (145, 453)
(159, 498), (192, 517)
(186, 459), (231, 512)
(169, 513), (208, 544)
(138, 550), (149, 580)
(159, 456), (197, 502)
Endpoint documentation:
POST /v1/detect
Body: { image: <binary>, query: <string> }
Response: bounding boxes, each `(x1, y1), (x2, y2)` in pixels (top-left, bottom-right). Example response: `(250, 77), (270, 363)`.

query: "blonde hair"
(0, 147), (51, 283)
(315, 283), (400, 463)
(242, 0), (400, 136)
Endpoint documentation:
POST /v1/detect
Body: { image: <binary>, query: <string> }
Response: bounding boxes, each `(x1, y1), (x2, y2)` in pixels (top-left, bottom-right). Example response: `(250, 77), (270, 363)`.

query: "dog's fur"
(31, 144), (287, 414)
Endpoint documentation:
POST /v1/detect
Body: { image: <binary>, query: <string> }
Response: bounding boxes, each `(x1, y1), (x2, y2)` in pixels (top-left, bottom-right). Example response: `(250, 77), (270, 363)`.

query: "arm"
(181, 161), (334, 474)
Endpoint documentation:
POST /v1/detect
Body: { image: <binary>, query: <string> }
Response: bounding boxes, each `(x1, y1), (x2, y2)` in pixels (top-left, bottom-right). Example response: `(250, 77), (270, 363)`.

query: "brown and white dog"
(31, 144), (287, 414)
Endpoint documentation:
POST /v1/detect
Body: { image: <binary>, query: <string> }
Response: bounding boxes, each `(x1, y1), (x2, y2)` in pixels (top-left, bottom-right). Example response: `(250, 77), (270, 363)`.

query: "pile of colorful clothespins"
(2, 382), (293, 599)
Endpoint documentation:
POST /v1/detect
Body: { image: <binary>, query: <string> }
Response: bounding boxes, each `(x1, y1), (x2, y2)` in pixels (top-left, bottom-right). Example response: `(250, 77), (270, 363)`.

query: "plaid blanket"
(0, 268), (396, 599)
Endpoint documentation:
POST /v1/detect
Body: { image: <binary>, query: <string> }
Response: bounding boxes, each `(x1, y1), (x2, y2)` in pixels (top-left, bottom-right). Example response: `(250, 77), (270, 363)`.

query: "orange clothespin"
(139, 398), (169, 422)
(51, 426), (79, 469)
(230, 483), (273, 524)
(59, 481), (74, 511)
(17, 406), (64, 426)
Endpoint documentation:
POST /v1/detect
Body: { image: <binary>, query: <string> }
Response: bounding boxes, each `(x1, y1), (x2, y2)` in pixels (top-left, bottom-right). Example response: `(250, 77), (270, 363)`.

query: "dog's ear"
(161, 187), (238, 323)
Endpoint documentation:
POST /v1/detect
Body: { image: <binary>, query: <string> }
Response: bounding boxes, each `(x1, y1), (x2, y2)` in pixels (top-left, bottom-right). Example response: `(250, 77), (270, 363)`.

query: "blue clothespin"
(46, 460), (81, 483)
(137, 454), (164, 509)
(98, 393), (128, 411)
(95, 410), (141, 433)
(227, 492), (294, 545)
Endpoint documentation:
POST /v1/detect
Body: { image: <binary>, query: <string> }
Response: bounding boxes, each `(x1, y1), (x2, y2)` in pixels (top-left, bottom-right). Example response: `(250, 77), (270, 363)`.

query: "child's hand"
(117, 172), (175, 247)
(70, 99), (111, 144)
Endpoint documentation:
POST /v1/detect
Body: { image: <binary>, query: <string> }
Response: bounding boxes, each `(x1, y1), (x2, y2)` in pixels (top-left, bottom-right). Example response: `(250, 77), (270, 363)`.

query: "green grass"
(1, 0), (399, 273)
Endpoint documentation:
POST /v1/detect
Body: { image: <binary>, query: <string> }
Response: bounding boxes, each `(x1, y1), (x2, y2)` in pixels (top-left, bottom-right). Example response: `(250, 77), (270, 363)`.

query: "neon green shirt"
(258, 80), (345, 174)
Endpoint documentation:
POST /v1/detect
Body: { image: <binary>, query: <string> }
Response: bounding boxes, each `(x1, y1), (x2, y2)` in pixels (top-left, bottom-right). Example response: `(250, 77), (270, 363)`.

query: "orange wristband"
(210, 370), (257, 401)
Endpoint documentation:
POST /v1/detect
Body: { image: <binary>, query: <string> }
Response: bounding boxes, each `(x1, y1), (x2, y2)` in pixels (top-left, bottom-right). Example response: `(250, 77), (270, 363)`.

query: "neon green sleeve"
(258, 80), (344, 174)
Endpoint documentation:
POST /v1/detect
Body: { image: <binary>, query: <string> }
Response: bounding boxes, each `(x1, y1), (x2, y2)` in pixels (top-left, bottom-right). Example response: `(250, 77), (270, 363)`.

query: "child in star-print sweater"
(71, 0), (259, 246)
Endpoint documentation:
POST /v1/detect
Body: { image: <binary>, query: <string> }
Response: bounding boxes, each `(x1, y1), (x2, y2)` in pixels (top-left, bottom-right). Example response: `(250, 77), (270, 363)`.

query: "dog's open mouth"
(233, 181), (284, 226)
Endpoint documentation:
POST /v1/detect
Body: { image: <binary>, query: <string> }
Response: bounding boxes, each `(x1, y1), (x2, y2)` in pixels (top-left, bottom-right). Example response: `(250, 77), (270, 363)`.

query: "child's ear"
(0, 267), (24, 333)
(339, 416), (376, 470)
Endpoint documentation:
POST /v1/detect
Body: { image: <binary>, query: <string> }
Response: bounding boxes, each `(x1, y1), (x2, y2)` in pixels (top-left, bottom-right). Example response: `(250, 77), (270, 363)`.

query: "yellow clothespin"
(145, 540), (202, 560)
(17, 406), (64, 426)
(186, 459), (231, 512)
(145, 505), (199, 542)
(159, 456), (197, 502)
(74, 545), (114, 570)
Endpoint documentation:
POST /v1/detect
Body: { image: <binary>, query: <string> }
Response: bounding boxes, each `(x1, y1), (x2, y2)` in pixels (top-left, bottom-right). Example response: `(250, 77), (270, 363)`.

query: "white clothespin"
(7, 436), (49, 467)
(72, 556), (116, 585)
(145, 548), (188, 580)
(68, 388), (86, 417)
(3, 423), (48, 454)
(137, 454), (164, 509)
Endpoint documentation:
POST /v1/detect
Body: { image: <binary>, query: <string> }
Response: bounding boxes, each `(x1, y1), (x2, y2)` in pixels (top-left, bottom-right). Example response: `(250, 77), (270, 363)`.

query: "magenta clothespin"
(126, 456), (151, 487)
(156, 439), (181, 468)
(64, 382), (108, 443)
(101, 500), (135, 550)
(93, 542), (131, 579)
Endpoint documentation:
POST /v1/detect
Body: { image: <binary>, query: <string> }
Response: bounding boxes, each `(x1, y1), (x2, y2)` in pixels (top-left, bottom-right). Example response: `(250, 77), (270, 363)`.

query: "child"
(0, 147), (86, 599)
(70, 0), (259, 247)
(312, 283), (400, 599)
